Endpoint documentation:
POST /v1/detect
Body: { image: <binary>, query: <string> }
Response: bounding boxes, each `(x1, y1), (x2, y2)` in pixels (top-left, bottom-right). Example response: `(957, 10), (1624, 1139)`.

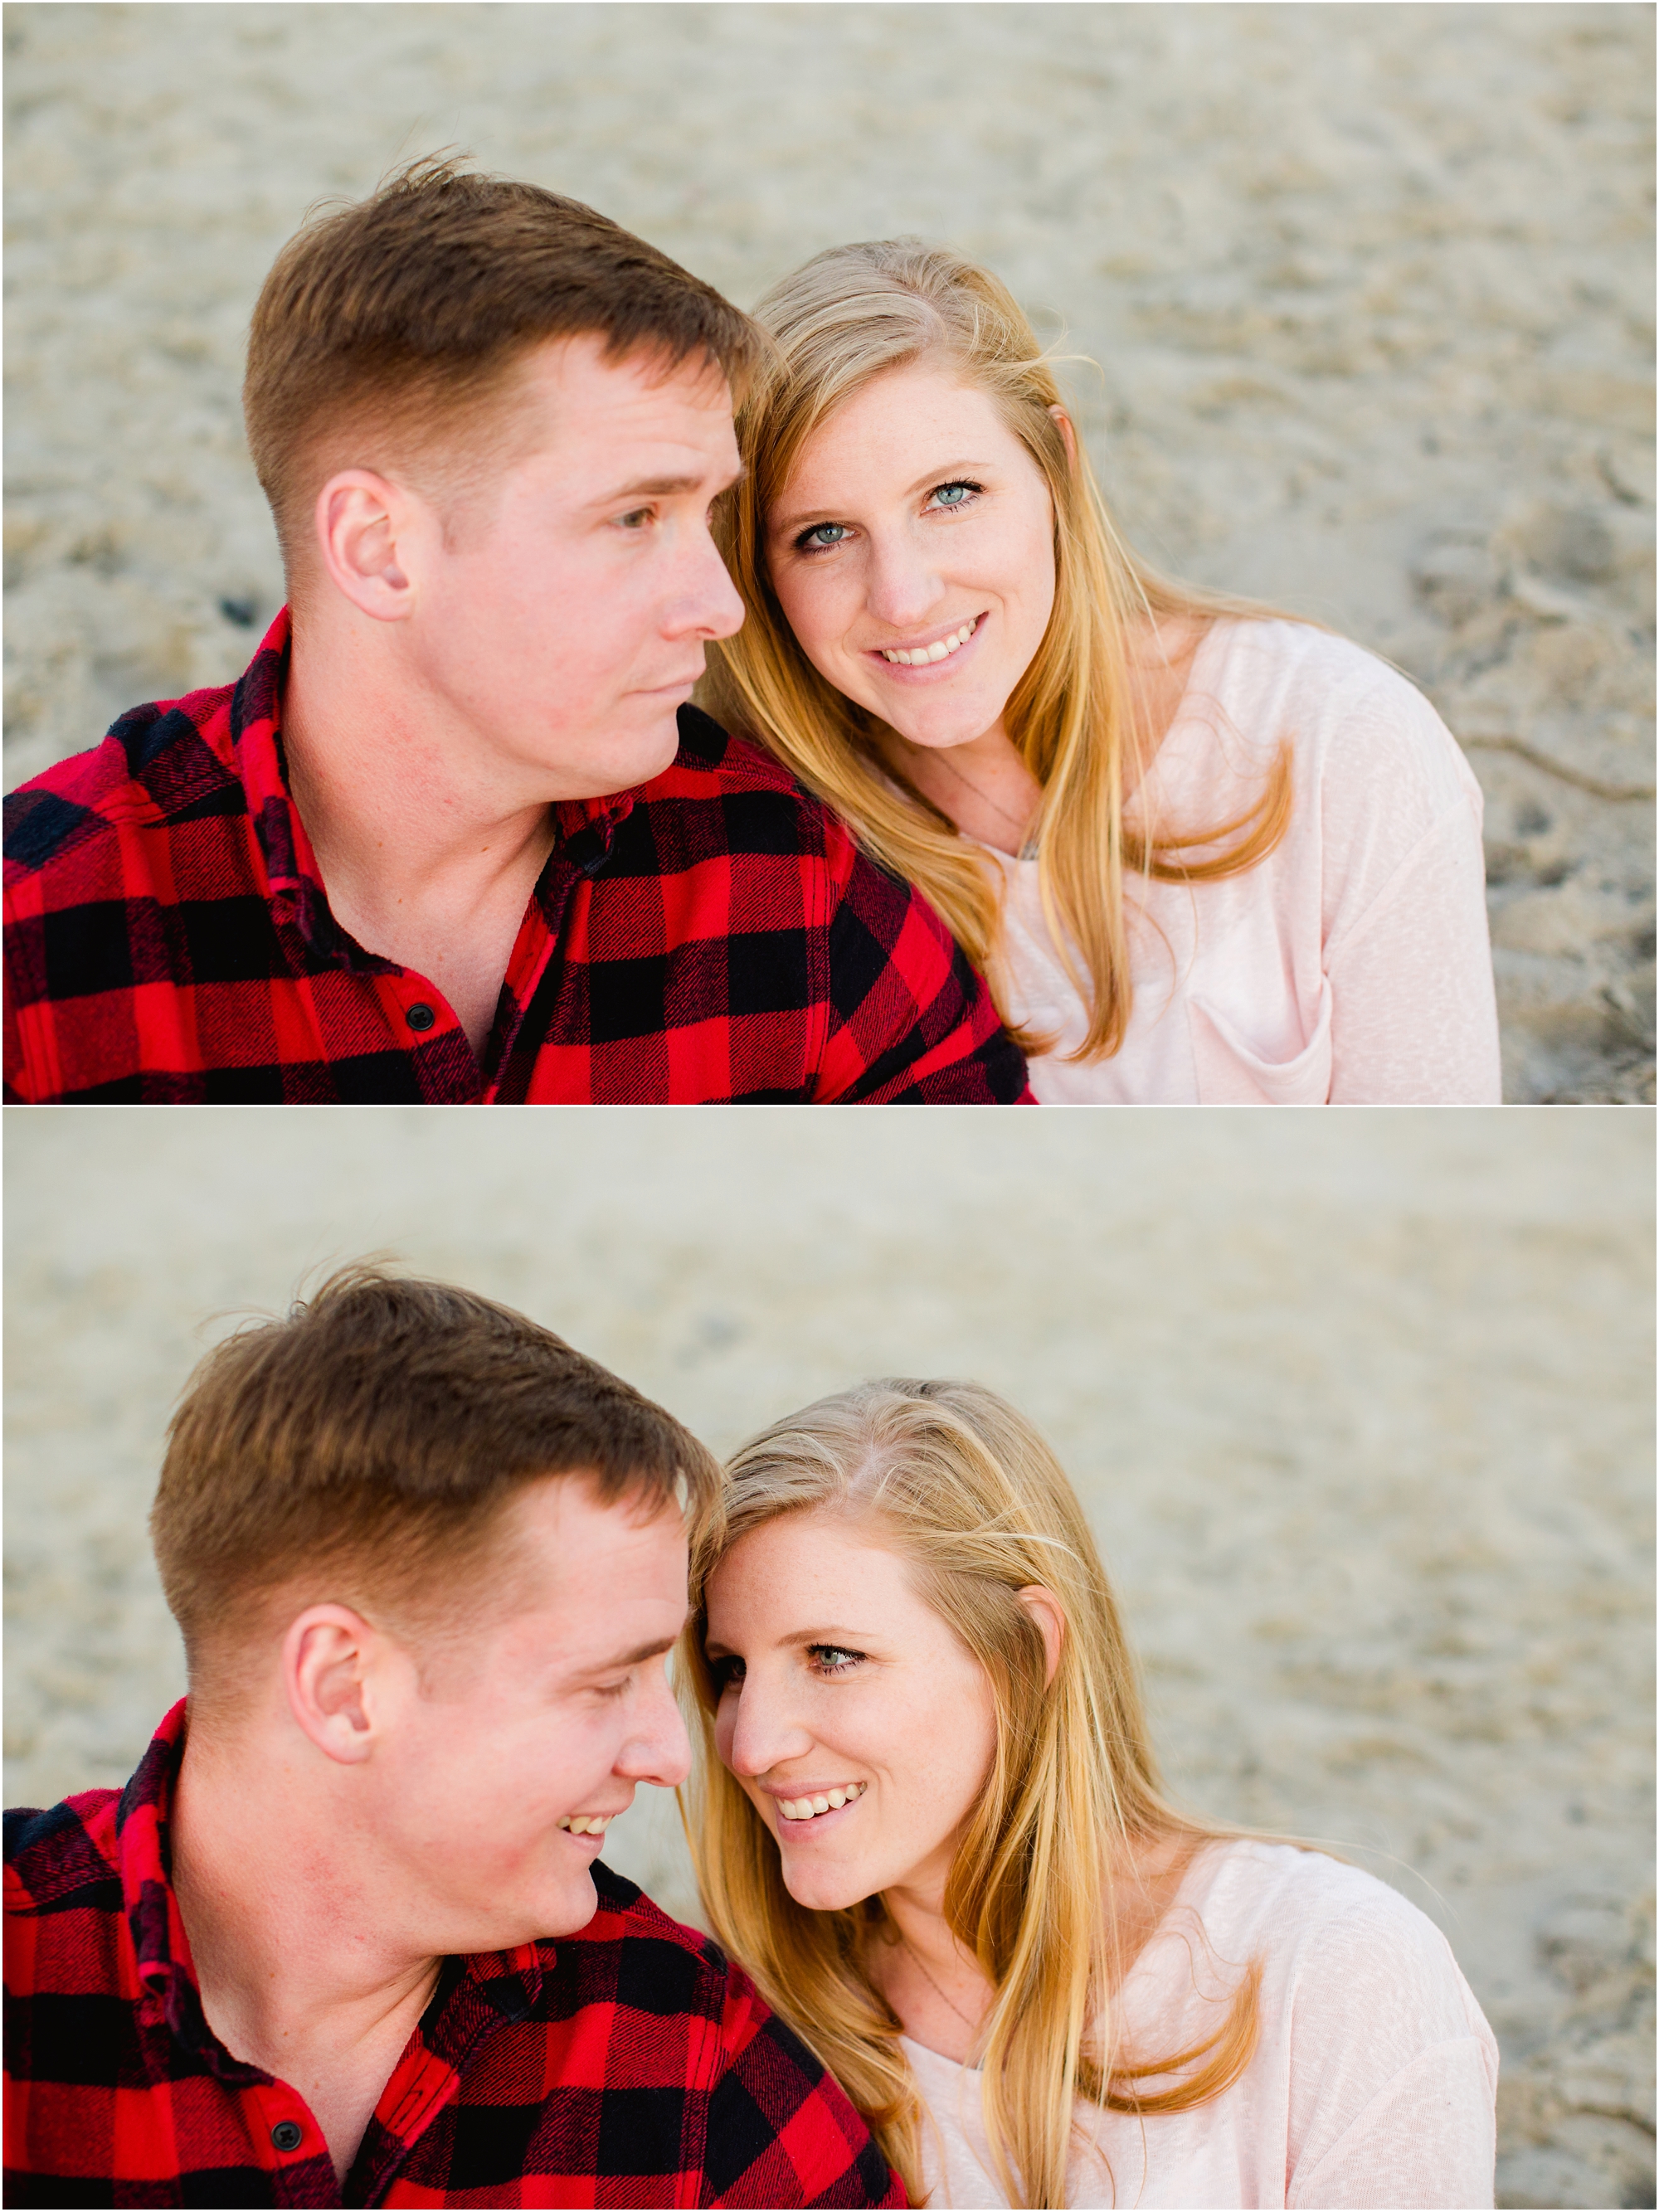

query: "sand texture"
(3, 2), (1654, 1101)
(4, 1109), (1652, 2209)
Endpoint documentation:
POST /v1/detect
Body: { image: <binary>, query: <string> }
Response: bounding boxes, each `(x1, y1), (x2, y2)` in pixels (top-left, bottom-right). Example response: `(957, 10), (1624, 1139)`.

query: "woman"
(702, 244), (1501, 1102)
(684, 1381), (1497, 2209)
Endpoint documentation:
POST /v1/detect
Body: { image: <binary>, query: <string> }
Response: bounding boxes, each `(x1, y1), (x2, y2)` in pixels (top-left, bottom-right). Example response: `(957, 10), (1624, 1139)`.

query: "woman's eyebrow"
(901, 458), (992, 497)
(771, 459), (993, 538)
(702, 1625), (870, 1658)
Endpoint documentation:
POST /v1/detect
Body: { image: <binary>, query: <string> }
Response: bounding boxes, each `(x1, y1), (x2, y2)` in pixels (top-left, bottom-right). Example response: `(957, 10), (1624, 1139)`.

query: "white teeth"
(880, 618), (977, 666)
(777, 1782), (865, 1823)
(559, 1814), (611, 1835)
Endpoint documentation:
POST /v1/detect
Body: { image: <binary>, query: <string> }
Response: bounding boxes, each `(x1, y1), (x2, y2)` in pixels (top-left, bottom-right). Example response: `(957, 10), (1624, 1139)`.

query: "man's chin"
(491, 1869), (601, 1950)
(544, 1864), (601, 1938)
(561, 710), (685, 802)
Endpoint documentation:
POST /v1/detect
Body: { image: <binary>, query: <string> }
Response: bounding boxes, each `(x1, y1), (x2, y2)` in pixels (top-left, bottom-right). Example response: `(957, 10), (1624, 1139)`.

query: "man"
(3, 1267), (901, 2206)
(3, 157), (1024, 1102)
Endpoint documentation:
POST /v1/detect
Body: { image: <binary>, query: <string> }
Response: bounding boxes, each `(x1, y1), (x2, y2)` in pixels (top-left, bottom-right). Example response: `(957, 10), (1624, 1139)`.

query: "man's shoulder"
(526, 1866), (901, 2204)
(543, 1862), (732, 2001)
(5, 1791), (124, 1918)
(647, 706), (849, 848)
(541, 1862), (819, 2073)
(3, 682), (248, 887)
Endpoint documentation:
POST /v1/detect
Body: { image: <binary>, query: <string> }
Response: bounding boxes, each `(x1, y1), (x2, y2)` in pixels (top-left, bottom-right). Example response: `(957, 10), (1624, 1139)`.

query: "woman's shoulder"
(1180, 618), (1485, 851)
(1180, 1840), (1490, 2041)
(1187, 1836), (1423, 1920)
(1196, 620), (1472, 780)
(1198, 615), (1428, 708)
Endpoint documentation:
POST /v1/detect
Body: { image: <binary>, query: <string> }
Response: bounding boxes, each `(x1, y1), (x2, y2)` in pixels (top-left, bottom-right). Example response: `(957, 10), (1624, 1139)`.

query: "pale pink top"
(902, 1840), (1498, 2210)
(987, 620), (1501, 1102)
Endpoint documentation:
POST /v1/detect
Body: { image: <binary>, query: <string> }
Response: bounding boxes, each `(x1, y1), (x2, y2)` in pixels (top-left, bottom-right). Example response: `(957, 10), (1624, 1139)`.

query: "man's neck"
(280, 625), (562, 1059)
(169, 1728), (441, 2188)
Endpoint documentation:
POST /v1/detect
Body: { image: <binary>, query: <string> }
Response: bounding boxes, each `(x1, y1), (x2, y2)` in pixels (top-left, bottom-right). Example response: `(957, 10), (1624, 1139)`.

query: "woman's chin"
(844, 678), (1009, 755)
(780, 1864), (870, 1913)
(876, 707), (1009, 761)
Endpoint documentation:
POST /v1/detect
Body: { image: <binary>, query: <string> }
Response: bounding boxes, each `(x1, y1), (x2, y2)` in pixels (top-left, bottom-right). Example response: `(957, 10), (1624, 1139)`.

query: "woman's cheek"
(784, 566), (854, 670)
(713, 1696), (737, 1770)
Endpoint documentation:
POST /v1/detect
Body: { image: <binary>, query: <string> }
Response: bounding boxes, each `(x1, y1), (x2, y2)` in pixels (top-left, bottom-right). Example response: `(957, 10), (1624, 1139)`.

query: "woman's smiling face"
(704, 1508), (998, 1911)
(764, 361), (1059, 755)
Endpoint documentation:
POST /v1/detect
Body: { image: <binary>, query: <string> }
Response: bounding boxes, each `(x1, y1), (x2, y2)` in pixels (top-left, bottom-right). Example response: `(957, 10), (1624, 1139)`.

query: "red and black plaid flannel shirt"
(4, 1701), (903, 2208)
(2, 610), (1026, 1103)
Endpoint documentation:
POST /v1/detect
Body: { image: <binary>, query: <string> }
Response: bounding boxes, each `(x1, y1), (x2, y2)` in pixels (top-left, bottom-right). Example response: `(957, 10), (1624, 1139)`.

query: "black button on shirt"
(270, 2120), (304, 2151)
(404, 1003), (437, 1033)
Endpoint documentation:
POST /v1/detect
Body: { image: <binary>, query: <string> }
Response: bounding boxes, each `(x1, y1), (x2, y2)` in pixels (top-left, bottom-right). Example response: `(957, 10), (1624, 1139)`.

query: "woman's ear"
(1016, 1584), (1065, 1687)
(1048, 405), (1079, 472)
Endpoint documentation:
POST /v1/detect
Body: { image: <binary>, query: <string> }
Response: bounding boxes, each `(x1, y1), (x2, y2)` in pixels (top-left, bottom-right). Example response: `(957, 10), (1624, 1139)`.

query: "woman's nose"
(720, 1680), (814, 1780)
(862, 529), (944, 634)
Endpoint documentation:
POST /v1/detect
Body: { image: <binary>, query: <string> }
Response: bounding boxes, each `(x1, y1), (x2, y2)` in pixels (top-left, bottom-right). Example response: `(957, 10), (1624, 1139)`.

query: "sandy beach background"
(5, 1107), (1652, 2208)
(3, 1), (1654, 1101)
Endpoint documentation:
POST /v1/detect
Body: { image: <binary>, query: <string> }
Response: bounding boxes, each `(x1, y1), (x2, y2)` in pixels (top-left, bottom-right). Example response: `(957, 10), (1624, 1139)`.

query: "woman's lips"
(865, 613), (986, 678)
(771, 1780), (868, 1833)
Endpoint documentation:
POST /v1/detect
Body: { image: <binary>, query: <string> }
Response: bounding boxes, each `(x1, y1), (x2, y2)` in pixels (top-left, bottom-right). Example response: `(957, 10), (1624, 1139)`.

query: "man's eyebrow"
(579, 1633), (680, 1672)
(771, 459), (991, 539)
(591, 462), (748, 506)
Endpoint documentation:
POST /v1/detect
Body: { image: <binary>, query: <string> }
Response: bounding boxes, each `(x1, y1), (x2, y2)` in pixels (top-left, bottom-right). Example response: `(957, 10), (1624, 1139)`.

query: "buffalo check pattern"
(2, 610), (1026, 1104)
(3, 1702), (904, 2208)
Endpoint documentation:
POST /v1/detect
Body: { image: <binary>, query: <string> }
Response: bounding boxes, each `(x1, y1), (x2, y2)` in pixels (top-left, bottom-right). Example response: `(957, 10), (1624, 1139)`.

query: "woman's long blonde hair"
(682, 1380), (1263, 2209)
(701, 241), (1294, 1062)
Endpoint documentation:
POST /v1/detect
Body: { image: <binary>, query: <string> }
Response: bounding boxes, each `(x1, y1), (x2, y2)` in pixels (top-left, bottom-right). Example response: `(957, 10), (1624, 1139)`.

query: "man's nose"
(671, 521), (747, 642)
(619, 1665), (693, 1791)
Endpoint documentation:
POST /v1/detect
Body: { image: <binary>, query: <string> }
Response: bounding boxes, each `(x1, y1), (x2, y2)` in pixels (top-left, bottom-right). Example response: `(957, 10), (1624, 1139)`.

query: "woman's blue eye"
(929, 481), (980, 510)
(810, 1646), (863, 1675)
(798, 522), (849, 552)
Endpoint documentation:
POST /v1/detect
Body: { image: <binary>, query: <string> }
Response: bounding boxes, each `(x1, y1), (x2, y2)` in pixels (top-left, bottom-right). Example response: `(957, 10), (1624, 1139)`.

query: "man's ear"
(310, 469), (427, 622)
(1016, 1584), (1065, 1687)
(1048, 404), (1079, 472)
(281, 1602), (392, 1764)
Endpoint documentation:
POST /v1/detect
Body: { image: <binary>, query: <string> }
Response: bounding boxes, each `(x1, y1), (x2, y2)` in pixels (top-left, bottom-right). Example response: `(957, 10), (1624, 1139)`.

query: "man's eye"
(616, 507), (654, 530)
(795, 521), (850, 553)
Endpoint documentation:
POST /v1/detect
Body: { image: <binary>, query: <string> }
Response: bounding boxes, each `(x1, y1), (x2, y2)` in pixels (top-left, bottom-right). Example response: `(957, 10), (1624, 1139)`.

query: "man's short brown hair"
(150, 1264), (718, 1691)
(243, 153), (761, 578)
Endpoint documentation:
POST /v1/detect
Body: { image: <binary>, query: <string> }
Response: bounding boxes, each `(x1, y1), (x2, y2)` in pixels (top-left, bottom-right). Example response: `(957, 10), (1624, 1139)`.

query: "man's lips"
(634, 668), (706, 698)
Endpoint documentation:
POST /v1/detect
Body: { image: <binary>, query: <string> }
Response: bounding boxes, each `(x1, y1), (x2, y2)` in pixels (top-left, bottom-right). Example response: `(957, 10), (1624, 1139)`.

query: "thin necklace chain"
(899, 1931), (982, 2032)
(930, 746), (1037, 843)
